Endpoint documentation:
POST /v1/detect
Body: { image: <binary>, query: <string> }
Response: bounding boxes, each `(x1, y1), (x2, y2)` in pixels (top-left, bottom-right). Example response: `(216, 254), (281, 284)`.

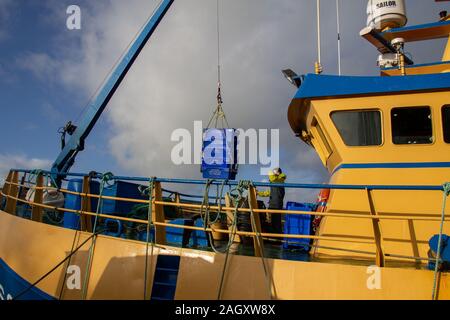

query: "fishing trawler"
(1, 0), (450, 300)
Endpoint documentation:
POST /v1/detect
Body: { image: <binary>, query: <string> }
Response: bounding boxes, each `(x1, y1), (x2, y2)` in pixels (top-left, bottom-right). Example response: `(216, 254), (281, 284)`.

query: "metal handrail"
(0, 190), (374, 245)
(6, 179), (449, 222)
(11, 168), (446, 191)
(2, 169), (448, 266)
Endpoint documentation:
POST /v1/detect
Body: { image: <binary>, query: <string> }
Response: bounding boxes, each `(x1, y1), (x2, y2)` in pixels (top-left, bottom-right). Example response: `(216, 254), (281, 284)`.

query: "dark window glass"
(331, 110), (382, 146)
(443, 105), (450, 143)
(391, 107), (432, 145)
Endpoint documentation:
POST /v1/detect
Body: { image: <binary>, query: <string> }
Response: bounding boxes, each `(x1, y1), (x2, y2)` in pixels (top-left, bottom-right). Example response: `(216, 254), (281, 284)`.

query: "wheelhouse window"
(391, 107), (432, 145)
(310, 117), (333, 164)
(443, 105), (450, 143)
(331, 110), (382, 146)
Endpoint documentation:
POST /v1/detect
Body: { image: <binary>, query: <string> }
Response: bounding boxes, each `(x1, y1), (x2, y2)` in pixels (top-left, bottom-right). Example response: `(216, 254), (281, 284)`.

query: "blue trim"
(293, 73), (450, 100)
(382, 20), (450, 37)
(382, 60), (450, 71)
(0, 258), (55, 300)
(332, 162), (450, 175)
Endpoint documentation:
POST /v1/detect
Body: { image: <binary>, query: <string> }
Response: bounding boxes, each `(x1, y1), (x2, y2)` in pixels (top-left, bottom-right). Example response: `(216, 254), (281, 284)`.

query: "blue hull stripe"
(293, 73), (450, 100)
(332, 162), (450, 175)
(0, 258), (55, 300)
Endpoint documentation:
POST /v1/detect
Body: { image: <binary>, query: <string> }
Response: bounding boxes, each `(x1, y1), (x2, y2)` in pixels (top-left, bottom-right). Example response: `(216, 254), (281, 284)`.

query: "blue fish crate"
(428, 234), (450, 271)
(137, 229), (155, 242)
(101, 181), (147, 216)
(63, 179), (100, 230)
(283, 202), (314, 251)
(201, 128), (238, 180)
(166, 219), (194, 247)
(192, 218), (210, 248)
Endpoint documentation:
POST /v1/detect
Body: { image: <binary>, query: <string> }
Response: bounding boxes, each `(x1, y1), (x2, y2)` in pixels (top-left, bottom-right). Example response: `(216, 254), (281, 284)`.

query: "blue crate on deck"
(201, 128), (238, 180)
(283, 202), (315, 251)
(192, 218), (209, 248)
(166, 219), (194, 247)
(63, 179), (100, 230)
(101, 181), (147, 216)
(137, 229), (155, 242)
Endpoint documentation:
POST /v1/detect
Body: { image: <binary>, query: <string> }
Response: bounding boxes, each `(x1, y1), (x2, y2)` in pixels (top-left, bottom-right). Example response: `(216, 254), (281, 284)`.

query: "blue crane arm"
(51, 0), (174, 185)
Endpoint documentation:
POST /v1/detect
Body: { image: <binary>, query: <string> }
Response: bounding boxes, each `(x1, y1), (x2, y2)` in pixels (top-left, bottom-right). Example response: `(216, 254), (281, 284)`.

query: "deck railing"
(1, 169), (449, 268)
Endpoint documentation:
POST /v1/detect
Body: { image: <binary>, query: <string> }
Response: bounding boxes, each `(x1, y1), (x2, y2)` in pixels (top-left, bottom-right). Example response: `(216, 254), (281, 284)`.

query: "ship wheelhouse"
(287, 17), (450, 264)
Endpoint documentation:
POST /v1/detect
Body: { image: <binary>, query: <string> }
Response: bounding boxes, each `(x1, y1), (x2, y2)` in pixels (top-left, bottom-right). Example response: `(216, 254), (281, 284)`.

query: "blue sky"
(0, 0), (448, 200)
(0, 0), (122, 174)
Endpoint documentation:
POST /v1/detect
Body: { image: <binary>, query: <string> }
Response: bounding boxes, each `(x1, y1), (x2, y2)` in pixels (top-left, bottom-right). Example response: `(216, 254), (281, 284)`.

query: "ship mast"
(315, 0), (323, 74)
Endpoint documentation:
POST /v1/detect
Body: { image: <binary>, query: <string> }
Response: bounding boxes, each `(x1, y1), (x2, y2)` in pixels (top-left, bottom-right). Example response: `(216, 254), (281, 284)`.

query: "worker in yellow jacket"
(258, 168), (286, 235)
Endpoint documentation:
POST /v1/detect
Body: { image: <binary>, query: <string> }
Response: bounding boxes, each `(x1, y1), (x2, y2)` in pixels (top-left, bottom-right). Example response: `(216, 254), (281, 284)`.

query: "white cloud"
(16, 0), (444, 201)
(0, 0), (443, 210)
(0, 0), (14, 42)
(0, 62), (18, 85)
(0, 154), (52, 187)
(0, 31), (7, 43)
(16, 52), (62, 82)
(50, 0), (327, 179)
(41, 102), (64, 122)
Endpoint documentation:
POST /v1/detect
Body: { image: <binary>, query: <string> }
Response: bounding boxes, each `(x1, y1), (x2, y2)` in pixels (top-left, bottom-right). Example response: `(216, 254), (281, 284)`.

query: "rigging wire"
(336, 0), (342, 75)
(217, 0), (221, 92)
(13, 230), (101, 300)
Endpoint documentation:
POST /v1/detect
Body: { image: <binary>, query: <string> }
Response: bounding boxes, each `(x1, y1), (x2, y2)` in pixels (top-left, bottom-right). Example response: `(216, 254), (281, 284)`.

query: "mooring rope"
(431, 182), (450, 300)
(217, 180), (247, 299)
(246, 181), (276, 300)
(143, 177), (155, 300)
(80, 172), (114, 300)
(12, 230), (102, 300)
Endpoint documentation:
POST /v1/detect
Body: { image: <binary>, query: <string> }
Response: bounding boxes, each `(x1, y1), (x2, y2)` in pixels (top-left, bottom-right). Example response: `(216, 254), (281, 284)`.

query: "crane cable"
(206, 0), (230, 129)
(336, 0), (342, 76)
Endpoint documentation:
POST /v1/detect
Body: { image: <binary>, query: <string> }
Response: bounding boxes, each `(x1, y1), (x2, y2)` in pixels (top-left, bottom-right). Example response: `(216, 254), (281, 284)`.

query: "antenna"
(315, 0), (323, 74)
(336, 0), (342, 75)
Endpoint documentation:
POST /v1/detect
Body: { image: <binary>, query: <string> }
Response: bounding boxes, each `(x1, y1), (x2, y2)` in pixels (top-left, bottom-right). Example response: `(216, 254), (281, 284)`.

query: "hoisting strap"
(431, 182), (450, 300)
(200, 179), (236, 255)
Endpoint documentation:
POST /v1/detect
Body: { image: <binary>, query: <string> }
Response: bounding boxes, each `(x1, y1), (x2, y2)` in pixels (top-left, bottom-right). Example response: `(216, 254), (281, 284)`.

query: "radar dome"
(367, 0), (407, 31)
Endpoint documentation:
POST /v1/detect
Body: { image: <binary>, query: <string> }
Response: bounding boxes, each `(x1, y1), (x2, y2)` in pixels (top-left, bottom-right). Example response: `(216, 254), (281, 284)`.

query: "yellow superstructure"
(288, 16), (450, 268)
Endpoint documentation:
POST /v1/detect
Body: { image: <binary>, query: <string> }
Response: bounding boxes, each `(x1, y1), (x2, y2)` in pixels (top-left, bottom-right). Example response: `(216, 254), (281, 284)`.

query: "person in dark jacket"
(257, 167), (286, 235)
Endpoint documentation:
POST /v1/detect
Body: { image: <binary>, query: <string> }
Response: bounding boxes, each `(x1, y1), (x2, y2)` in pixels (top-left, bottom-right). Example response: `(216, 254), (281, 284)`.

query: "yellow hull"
(1, 209), (448, 300)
